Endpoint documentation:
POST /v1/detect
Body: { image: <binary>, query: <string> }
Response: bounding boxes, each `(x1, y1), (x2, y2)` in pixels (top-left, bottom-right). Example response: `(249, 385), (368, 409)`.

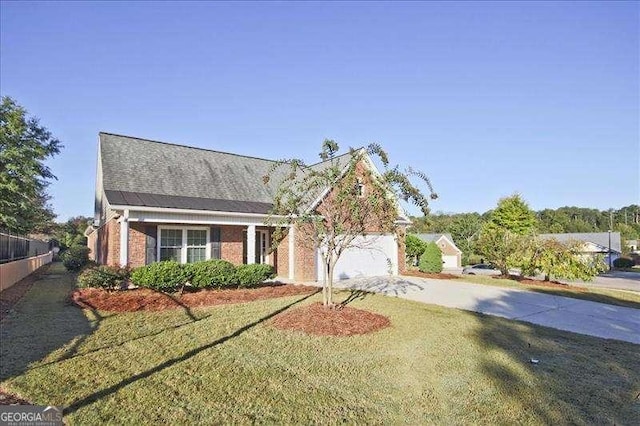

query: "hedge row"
(79, 259), (276, 292)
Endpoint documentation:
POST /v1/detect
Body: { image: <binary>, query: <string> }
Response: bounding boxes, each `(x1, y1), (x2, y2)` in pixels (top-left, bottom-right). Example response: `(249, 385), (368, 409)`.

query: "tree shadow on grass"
(470, 292), (640, 424)
(63, 289), (319, 416)
(0, 266), (96, 382)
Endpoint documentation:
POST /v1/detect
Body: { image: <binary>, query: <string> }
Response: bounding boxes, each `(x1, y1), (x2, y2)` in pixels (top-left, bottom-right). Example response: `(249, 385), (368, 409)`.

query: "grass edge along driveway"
(1, 263), (639, 424)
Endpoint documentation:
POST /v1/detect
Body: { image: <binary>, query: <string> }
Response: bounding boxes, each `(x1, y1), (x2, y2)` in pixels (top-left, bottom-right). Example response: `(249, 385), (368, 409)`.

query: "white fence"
(0, 251), (53, 292)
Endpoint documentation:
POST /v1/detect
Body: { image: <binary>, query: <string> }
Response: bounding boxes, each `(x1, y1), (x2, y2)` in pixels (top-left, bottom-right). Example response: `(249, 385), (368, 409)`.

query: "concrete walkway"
(330, 276), (640, 345)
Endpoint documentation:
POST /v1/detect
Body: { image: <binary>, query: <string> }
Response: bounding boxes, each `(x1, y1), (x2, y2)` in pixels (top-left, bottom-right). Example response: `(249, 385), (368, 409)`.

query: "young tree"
(418, 242), (443, 273)
(486, 194), (537, 235)
(405, 234), (427, 266)
(265, 139), (437, 307)
(474, 226), (528, 276)
(476, 195), (537, 276)
(521, 238), (605, 282)
(0, 96), (61, 234)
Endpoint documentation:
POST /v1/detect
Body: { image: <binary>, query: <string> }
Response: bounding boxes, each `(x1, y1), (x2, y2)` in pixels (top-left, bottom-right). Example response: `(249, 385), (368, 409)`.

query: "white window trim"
(157, 225), (211, 264)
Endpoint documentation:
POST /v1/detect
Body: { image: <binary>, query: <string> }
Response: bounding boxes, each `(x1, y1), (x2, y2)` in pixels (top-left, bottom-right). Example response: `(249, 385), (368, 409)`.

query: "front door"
(242, 230), (269, 264)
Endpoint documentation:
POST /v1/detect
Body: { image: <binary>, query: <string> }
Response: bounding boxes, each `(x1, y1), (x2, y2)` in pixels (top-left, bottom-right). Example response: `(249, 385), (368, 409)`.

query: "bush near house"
(189, 259), (237, 288)
(419, 242), (443, 273)
(613, 257), (635, 268)
(235, 264), (276, 288)
(61, 245), (91, 271)
(405, 234), (428, 267)
(78, 265), (129, 290)
(130, 261), (192, 291)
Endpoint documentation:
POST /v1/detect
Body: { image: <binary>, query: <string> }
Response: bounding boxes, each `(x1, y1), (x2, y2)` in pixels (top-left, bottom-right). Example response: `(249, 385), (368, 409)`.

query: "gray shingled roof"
(538, 232), (622, 253)
(99, 132), (354, 214)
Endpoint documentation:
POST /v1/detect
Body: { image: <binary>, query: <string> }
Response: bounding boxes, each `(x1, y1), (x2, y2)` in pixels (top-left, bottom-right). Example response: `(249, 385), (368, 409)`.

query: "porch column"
(288, 225), (295, 279)
(119, 209), (129, 267)
(247, 224), (256, 264)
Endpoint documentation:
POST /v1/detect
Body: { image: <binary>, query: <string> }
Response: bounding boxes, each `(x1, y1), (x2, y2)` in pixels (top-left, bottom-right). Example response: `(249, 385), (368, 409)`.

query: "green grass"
(456, 275), (640, 309)
(1, 263), (639, 424)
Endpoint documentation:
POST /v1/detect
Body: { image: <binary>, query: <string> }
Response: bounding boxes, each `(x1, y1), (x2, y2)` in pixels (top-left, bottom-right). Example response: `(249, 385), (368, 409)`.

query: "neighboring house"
(86, 132), (409, 282)
(538, 232), (622, 265)
(415, 233), (462, 268)
(627, 239), (639, 253)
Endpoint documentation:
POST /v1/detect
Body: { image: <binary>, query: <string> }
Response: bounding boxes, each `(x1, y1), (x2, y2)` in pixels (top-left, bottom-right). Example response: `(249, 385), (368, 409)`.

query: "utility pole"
(608, 229), (612, 270)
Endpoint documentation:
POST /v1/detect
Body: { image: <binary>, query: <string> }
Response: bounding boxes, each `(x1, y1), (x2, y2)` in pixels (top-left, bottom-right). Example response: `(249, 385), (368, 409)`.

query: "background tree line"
(409, 202), (640, 265)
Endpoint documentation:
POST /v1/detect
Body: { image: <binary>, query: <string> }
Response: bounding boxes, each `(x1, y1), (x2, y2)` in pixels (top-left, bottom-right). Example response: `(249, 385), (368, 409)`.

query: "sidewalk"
(330, 276), (640, 344)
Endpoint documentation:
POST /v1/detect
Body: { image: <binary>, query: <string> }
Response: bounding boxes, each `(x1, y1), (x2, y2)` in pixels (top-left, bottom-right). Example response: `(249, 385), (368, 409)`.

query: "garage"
(442, 255), (459, 269)
(317, 234), (398, 281)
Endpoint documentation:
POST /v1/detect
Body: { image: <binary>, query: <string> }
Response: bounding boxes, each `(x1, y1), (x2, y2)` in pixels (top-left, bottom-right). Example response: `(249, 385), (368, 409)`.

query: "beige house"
(415, 233), (462, 268)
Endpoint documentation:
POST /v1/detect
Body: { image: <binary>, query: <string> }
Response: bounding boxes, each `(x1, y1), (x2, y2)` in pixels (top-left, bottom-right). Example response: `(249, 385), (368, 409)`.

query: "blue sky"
(1, 1), (638, 220)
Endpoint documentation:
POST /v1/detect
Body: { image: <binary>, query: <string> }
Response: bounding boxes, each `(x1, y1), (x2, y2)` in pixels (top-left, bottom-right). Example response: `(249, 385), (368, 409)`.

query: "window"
(187, 229), (207, 263)
(160, 229), (183, 261)
(355, 179), (365, 197)
(158, 227), (209, 263)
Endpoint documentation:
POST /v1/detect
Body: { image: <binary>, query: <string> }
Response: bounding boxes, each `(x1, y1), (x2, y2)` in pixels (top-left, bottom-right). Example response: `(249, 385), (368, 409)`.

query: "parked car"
(462, 264), (502, 276)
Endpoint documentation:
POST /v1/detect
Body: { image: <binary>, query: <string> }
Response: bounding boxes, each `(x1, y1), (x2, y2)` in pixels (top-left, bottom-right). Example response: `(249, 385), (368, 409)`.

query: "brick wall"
(94, 217), (120, 266)
(87, 231), (97, 261)
(221, 226), (243, 265)
(294, 225), (317, 282)
(275, 231), (289, 279)
(128, 223), (148, 268)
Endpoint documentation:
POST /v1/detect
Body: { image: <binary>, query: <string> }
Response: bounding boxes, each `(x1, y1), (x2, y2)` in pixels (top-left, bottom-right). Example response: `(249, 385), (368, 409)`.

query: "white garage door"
(317, 235), (397, 281)
(442, 255), (458, 269)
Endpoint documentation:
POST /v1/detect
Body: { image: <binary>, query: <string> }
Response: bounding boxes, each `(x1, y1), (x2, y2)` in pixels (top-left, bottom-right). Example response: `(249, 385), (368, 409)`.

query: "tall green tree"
(53, 215), (93, 248)
(266, 139), (436, 307)
(0, 96), (61, 234)
(486, 194), (537, 235)
(476, 195), (537, 276)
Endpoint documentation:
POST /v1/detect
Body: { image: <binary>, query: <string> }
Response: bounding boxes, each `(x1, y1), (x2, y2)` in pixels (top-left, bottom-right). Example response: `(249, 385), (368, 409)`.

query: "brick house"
(86, 133), (410, 282)
(416, 233), (462, 268)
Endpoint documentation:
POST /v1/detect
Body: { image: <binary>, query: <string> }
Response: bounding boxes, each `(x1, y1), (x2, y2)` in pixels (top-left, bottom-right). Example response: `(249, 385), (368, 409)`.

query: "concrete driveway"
(331, 276), (640, 345)
(569, 271), (640, 292)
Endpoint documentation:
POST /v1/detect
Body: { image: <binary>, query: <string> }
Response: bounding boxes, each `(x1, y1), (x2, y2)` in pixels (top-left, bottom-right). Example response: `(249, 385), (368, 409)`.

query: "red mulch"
(505, 276), (588, 291)
(0, 264), (51, 321)
(71, 284), (318, 312)
(270, 302), (391, 336)
(0, 388), (31, 405)
(403, 270), (459, 280)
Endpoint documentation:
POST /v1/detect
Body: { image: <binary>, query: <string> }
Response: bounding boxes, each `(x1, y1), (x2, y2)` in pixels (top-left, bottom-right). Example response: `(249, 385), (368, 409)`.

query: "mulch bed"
(506, 276), (588, 291)
(0, 388), (31, 405)
(0, 263), (51, 321)
(270, 302), (390, 336)
(403, 270), (459, 280)
(71, 284), (318, 312)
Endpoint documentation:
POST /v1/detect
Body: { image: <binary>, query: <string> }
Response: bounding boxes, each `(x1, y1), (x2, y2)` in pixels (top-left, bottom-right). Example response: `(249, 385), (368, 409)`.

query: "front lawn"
(1, 263), (639, 424)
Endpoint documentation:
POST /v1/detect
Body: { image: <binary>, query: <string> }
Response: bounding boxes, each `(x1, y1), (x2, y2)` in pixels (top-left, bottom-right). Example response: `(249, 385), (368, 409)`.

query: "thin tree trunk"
(327, 261), (334, 307)
(322, 259), (329, 306)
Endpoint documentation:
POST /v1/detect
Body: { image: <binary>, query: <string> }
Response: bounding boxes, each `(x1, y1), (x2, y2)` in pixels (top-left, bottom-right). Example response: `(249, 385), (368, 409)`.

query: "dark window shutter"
(145, 226), (157, 265)
(210, 227), (221, 259)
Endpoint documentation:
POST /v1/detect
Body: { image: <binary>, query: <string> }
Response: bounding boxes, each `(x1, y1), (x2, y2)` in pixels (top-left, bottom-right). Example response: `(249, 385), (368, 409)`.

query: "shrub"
(613, 257), (635, 268)
(235, 264), (276, 288)
(62, 245), (91, 271)
(78, 265), (129, 290)
(405, 234), (427, 266)
(418, 242), (443, 273)
(130, 261), (191, 291)
(189, 259), (237, 288)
